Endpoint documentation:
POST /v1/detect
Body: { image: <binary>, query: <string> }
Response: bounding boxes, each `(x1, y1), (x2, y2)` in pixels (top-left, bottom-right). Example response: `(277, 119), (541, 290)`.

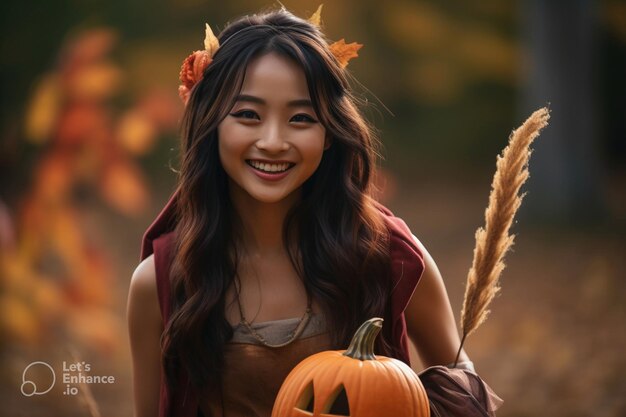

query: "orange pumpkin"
(272, 317), (430, 417)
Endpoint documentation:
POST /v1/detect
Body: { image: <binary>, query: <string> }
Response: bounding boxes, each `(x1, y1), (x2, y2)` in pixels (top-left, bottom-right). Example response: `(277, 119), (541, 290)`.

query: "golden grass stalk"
(69, 345), (102, 417)
(454, 107), (550, 366)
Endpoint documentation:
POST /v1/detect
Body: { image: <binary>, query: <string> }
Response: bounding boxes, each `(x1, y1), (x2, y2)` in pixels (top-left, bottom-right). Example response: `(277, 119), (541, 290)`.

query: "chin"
(248, 192), (291, 204)
(246, 184), (302, 205)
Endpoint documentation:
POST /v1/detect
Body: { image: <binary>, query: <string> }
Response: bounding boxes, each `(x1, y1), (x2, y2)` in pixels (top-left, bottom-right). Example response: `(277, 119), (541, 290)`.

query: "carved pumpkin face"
(272, 318), (430, 417)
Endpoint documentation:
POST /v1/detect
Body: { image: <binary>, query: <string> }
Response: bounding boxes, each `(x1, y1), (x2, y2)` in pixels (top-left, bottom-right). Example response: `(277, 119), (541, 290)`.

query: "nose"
(255, 119), (289, 153)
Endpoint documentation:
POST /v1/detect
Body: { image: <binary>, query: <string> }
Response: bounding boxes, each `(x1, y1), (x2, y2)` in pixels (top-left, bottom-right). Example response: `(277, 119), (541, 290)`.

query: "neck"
(229, 183), (300, 257)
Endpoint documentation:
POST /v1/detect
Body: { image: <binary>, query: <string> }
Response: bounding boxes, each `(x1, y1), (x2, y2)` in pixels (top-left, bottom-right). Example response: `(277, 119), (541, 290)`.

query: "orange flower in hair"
(178, 24), (219, 105)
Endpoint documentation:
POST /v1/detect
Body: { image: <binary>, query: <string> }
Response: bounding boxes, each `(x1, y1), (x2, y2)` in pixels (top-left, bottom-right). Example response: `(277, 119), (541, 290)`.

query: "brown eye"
(231, 110), (259, 120)
(291, 114), (317, 123)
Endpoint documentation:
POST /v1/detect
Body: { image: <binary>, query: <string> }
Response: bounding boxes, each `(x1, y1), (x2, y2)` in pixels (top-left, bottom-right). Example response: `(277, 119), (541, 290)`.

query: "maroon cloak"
(138, 190), (501, 417)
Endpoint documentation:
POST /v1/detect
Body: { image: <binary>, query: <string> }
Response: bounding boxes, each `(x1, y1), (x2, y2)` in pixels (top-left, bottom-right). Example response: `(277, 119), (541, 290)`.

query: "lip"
(245, 159), (295, 182)
(247, 158), (294, 164)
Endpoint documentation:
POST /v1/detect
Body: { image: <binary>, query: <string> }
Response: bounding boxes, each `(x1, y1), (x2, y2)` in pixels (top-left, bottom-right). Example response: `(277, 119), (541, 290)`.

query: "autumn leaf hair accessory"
(308, 5), (363, 69)
(178, 24), (219, 105)
(177, 4), (363, 105)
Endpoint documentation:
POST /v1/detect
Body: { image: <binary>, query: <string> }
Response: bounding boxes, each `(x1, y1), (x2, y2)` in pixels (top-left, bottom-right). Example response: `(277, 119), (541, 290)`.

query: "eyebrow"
(234, 94), (313, 108)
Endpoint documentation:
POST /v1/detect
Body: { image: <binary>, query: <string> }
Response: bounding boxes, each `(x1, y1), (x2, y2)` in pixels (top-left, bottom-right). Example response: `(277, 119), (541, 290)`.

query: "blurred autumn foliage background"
(1, 1), (624, 416)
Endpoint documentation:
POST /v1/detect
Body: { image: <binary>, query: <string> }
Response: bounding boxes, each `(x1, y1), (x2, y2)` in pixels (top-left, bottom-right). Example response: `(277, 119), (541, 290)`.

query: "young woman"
(127, 7), (501, 417)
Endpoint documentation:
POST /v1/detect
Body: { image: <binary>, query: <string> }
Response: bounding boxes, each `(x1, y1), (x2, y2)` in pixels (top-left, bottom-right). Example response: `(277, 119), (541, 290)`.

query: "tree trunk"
(520, 0), (607, 225)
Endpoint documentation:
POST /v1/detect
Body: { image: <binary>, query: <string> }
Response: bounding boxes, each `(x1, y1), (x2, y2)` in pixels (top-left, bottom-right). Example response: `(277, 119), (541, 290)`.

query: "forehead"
(239, 52), (310, 101)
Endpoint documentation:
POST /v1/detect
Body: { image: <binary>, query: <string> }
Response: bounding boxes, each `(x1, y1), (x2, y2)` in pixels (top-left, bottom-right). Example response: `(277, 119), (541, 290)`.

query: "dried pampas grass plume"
(69, 345), (102, 417)
(455, 107), (550, 365)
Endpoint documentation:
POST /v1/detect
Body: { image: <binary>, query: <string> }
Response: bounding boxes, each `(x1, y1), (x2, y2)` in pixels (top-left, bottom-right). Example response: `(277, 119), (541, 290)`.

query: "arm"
(127, 254), (163, 417)
(405, 235), (471, 369)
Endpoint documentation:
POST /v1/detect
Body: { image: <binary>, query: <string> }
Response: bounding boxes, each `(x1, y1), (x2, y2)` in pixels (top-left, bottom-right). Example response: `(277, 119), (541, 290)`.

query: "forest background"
(1, 1), (625, 416)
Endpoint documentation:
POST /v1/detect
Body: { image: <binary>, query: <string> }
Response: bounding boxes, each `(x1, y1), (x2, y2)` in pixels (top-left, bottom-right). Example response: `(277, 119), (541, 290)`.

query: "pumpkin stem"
(343, 317), (383, 361)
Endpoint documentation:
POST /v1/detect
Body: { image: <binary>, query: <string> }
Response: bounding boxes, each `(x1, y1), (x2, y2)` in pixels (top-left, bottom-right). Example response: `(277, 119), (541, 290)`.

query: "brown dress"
(143, 200), (502, 417)
(198, 314), (333, 417)
(196, 312), (502, 417)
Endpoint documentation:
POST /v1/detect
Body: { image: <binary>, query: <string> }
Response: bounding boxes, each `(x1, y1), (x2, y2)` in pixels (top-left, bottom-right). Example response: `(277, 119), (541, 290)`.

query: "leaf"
(308, 4), (324, 26)
(204, 23), (220, 56)
(329, 39), (363, 68)
(99, 160), (150, 216)
(137, 89), (182, 130)
(33, 153), (73, 201)
(32, 274), (66, 319)
(50, 206), (87, 279)
(67, 62), (123, 100)
(73, 247), (111, 305)
(0, 254), (36, 292)
(56, 104), (107, 146)
(0, 295), (40, 343)
(116, 110), (157, 155)
(25, 74), (61, 144)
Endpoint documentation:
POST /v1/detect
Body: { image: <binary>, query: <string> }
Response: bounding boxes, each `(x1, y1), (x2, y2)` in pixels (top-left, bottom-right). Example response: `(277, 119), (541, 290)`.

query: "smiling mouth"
(246, 160), (295, 174)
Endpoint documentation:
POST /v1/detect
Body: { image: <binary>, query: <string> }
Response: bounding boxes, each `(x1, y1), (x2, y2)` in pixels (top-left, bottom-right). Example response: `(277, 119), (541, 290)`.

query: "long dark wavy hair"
(163, 7), (393, 389)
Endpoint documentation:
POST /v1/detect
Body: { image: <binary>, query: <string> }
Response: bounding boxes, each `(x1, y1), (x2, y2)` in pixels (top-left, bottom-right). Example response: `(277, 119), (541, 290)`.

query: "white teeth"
(248, 160), (291, 173)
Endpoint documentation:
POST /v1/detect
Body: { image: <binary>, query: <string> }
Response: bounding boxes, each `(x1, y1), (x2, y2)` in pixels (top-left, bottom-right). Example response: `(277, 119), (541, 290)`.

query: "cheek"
(298, 130), (327, 165)
(217, 123), (248, 165)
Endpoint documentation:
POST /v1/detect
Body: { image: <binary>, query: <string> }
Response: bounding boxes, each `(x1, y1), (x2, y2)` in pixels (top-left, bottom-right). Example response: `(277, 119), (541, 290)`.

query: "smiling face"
(217, 52), (328, 208)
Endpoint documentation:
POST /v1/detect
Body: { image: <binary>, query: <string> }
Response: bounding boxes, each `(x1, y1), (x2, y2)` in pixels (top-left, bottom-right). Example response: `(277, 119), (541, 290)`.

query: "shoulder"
(128, 254), (162, 332)
(137, 231), (177, 321)
(129, 254), (157, 303)
(141, 231), (176, 284)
